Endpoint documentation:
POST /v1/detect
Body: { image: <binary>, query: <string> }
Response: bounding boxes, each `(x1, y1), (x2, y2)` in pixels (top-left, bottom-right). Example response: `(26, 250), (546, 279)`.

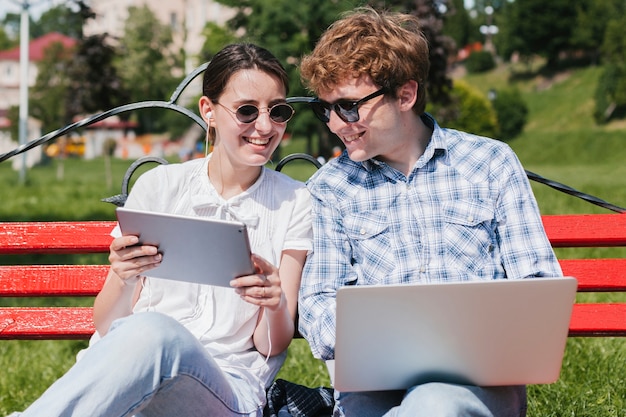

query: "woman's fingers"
(109, 235), (161, 280)
(231, 254), (283, 309)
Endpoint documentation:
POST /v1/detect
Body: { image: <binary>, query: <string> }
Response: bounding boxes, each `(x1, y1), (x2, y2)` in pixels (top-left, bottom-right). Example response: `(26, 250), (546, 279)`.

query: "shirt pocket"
(343, 210), (395, 281)
(442, 200), (496, 276)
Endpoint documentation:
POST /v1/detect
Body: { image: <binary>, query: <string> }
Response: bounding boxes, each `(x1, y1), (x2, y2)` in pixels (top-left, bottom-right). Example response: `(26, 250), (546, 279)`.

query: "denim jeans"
(10, 312), (264, 417)
(334, 383), (527, 417)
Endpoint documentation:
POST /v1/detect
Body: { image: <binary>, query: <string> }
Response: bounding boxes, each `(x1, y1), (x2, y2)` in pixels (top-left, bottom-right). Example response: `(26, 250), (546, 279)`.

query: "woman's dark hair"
(202, 43), (289, 100)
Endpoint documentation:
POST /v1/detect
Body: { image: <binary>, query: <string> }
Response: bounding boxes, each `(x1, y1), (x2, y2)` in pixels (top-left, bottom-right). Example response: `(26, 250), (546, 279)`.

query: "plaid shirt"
(298, 114), (562, 360)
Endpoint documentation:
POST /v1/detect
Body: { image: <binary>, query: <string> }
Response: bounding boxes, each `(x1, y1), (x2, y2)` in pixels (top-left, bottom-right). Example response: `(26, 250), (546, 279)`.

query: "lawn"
(1, 62), (626, 415)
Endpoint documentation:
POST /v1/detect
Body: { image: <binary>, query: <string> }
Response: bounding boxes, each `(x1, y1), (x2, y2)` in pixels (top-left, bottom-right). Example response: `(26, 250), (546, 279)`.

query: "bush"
(465, 50), (496, 73)
(594, 63), (626, 124)
(428, 79), (498, 139)
(491, 88), (528, 140)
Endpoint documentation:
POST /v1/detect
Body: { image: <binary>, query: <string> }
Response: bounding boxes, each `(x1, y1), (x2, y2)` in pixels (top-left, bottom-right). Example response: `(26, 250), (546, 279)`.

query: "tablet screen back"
(116, 207), (255, 286)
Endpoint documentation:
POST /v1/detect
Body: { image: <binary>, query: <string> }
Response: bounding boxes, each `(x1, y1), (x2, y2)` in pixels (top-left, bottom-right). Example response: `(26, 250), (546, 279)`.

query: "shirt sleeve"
(298, 179), (357, 361)
(283, 185), (313, 253)
(494, 149), (563, 279)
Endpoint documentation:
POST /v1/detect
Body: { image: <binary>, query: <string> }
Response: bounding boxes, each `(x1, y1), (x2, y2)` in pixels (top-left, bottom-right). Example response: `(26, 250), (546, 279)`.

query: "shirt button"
(360, 228), (366, 235)
(467, 216), (474, 222)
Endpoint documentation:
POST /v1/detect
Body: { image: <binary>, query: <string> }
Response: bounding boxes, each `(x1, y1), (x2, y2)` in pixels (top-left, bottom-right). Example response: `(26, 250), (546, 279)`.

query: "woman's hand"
(108, 235), (162, 284)
(230, 254), (285, 311)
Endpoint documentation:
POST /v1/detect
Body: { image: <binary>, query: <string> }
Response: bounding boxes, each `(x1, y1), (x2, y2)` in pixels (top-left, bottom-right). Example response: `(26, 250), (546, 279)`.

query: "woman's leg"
(16, 312), (262, 417)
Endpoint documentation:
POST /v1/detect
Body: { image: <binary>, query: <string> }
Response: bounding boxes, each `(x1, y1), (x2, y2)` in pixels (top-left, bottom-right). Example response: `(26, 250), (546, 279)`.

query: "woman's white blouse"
(114, 156), (312, 395)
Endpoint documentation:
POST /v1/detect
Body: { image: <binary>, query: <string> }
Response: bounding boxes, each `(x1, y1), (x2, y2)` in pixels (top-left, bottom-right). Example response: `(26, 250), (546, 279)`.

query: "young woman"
(9, 43), (311, 417)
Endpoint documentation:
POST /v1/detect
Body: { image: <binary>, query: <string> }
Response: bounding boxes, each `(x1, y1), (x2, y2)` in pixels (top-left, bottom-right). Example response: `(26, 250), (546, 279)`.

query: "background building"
(83, 0), (235, 73)
(0, 32), (76, 111)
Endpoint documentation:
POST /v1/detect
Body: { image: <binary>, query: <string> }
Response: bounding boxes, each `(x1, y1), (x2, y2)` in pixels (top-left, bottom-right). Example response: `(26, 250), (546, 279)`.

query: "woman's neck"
(207, 153), (262, 199)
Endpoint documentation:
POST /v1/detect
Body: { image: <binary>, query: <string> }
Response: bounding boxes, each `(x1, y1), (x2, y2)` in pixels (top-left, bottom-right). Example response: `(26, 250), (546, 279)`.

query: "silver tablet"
(115, 207), (255, 286)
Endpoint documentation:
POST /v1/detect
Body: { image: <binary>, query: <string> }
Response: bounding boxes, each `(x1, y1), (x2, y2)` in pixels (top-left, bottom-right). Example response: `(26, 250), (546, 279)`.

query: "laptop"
(330, 277), (578, 392)
(115, 207), (255, 286)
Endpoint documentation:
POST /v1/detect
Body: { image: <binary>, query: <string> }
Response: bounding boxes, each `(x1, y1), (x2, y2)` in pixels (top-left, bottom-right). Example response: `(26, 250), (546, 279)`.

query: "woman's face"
(208, 68), (289, 168)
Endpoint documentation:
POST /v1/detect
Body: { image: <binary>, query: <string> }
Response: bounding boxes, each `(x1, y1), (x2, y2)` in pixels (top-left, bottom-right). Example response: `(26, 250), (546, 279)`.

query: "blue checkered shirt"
(298, 114), (563, 360)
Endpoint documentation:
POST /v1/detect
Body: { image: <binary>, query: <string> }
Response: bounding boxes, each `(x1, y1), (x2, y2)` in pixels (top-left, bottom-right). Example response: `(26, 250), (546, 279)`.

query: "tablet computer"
(115, 207), (255, 286)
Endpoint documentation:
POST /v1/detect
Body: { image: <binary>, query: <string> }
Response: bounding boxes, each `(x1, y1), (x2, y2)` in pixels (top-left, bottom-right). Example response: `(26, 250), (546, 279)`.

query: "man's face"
(316, 76), (402, 163)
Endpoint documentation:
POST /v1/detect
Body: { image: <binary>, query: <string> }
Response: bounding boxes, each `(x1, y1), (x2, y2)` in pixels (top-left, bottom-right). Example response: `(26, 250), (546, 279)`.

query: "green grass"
(2, 61), (626, 414)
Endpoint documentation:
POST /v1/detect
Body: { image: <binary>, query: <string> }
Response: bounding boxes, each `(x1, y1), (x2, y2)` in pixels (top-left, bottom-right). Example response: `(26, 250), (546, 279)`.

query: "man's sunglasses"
(309, 87), (387, 123)
(216, 102), (295, 124)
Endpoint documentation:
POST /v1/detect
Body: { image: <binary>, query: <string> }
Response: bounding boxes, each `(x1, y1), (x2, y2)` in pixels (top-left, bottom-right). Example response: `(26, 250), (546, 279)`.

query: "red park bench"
(1, 211), (625, 339)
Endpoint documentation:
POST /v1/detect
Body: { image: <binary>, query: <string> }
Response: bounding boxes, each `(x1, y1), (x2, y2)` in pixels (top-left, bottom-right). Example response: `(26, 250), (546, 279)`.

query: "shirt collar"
(362, 113), (448, 173)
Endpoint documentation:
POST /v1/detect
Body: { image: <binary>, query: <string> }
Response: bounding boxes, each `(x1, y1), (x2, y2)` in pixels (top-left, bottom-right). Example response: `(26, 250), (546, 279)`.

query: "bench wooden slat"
(0, 307), (94, 340)
(0, 265), (108, 296)
(569, 303), (626, 336)
(543, 214), (626, 247)
(0, 221), (115, 254)
(560, 259), (626, 291)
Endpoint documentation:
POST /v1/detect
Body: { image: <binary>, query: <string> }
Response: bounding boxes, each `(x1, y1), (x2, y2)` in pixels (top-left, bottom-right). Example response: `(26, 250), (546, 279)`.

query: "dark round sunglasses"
(216, 102), (295, 124)
(309, 87), (387, 123)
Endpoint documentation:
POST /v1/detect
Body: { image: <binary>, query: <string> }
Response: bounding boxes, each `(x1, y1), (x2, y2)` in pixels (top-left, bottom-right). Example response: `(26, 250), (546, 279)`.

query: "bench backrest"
(1, 213), (625, 339)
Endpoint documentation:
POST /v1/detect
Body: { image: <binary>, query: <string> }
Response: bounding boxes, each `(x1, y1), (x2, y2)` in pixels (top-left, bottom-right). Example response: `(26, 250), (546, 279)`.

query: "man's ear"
(397, 80), (418, 111)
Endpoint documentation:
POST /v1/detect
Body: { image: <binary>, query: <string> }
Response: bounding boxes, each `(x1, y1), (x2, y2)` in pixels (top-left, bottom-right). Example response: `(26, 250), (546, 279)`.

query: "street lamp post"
(16, 0), (31, 184)
(479, 5), (498, 55)
(11, 0), (44, 184)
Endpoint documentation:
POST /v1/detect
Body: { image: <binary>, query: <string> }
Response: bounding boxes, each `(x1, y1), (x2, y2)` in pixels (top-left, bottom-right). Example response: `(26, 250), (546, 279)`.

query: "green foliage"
(465, 50), (496, 73)
(501, 0), (581, 68)
(594, 63), (626, 124)
(441, 0), (474, 49)
(35, 3), (85, 39)
(429, 79), (498, 138)
(593, 16), (626, 123)
(114, 5), (182, 133)
(571, 0), (622, 58)
(491, 87), (528, 140)
(30, 41), (75, 130)
(198, 22), (238, 63)
(65, 34), (129, 118)
(0, 25), (13, 49)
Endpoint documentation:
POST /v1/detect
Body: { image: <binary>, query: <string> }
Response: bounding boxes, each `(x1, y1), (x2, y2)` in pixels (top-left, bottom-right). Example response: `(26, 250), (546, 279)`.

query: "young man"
(297, 7), (562, 417)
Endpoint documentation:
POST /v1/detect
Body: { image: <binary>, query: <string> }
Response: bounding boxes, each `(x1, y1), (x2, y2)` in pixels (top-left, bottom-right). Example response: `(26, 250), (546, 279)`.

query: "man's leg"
(387, 382), (527, 417)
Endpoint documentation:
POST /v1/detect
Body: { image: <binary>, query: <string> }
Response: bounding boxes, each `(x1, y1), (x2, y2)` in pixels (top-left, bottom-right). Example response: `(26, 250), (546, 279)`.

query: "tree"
(0, 25), (13, 50)
(501, 0), (581, 68)
(594, 16), (626, 123)
(35, 3), (86, 39)
(65, 33), (129, 118)
(198, 22), (238, 63)
(115, 5), (182, 133)
(571, 0), (615, 64)
(442, 0), (474, 50)
(30, 41), (75, 131)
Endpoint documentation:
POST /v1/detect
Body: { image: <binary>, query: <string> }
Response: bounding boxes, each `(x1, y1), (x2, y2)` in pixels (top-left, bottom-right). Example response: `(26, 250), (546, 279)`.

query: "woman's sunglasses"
(216, 102), (295, 124)
(309, 87), (387, 123)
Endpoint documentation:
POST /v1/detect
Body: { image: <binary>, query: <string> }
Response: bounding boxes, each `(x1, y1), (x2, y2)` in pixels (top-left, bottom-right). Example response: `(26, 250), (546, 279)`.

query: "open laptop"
(116, 207), (255, 286)
(330, 277), (577, 392)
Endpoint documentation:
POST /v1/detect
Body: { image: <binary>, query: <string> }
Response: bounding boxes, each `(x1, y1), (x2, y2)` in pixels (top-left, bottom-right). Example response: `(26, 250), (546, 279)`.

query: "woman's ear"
(198, 96), (213, 124)
(397, 80), (418, 111)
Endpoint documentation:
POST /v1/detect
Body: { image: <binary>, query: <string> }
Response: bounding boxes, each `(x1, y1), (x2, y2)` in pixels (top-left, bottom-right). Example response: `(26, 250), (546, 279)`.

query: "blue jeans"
(12, 312), (264, 417)
(334, 383), (527, 417)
